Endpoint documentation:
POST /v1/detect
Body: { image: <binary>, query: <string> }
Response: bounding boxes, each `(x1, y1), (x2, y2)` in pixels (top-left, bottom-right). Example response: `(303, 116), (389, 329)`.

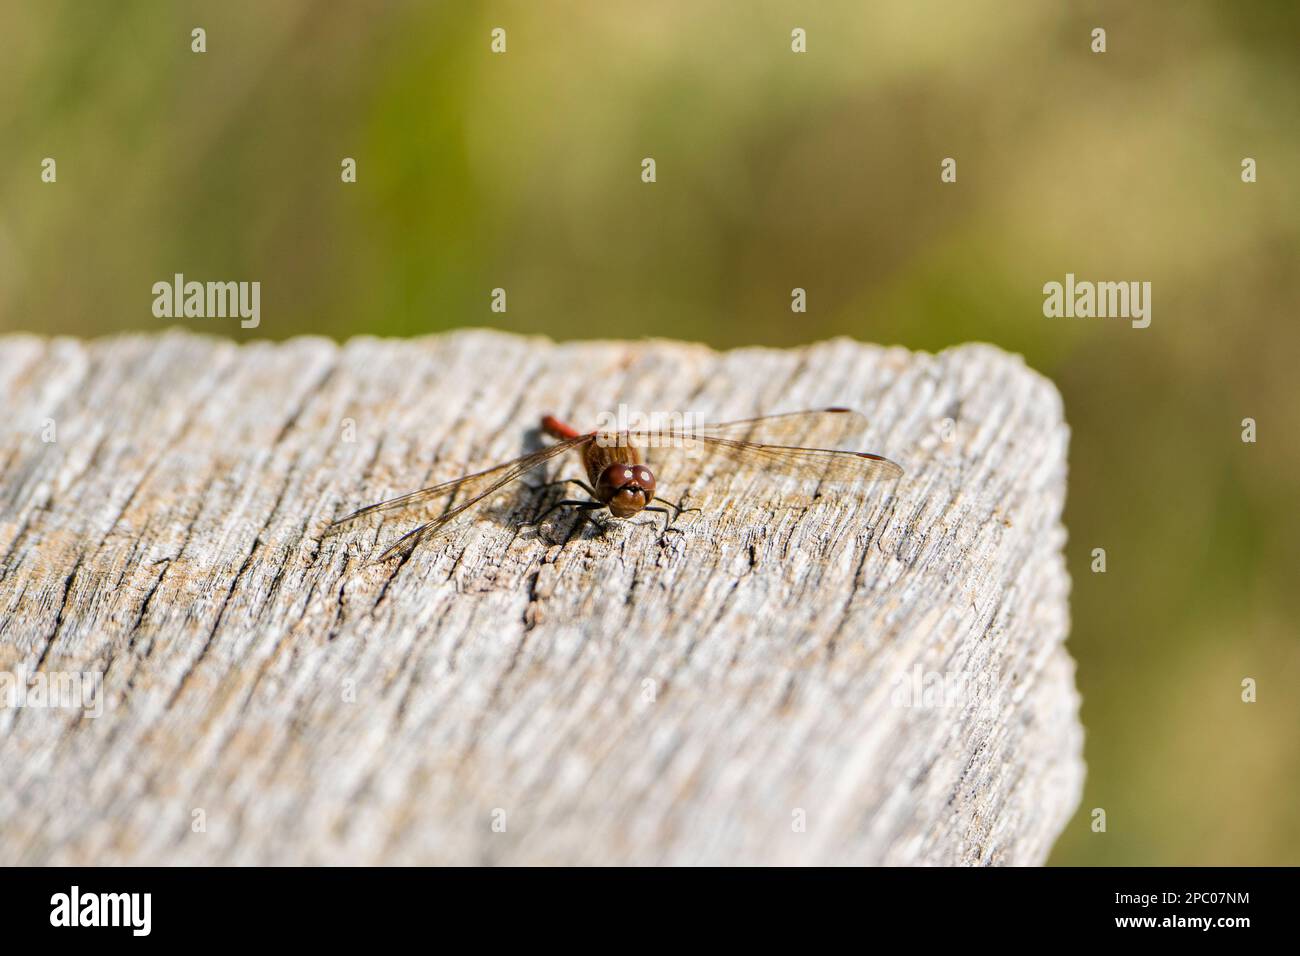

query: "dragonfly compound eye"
(599, 463), (654, 492)
(596, 463), (655, 517)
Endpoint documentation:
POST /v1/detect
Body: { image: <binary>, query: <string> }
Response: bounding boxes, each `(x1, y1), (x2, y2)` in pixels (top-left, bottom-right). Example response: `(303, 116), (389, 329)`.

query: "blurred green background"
(2, 1), (1296, 865)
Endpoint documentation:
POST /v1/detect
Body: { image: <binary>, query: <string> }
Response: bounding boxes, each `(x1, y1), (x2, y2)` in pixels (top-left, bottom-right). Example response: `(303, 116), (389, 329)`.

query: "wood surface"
(0, 329), (1083, 865)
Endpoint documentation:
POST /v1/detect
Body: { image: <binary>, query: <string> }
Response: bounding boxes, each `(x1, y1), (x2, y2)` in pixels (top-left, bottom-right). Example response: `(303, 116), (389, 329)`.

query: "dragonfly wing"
(618, 408), (899, 488)
(601, 408), (870, 449)
(688, 407), (871, 443)
(673, 435), (902, 483)
(329, 436), (585, 532)
(328, 479), (467, 529)
(371, 438), (586, 560)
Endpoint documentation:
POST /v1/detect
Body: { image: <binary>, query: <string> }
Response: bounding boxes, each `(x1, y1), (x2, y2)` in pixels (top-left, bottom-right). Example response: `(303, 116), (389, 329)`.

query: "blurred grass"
(1, 0), (1297, 864)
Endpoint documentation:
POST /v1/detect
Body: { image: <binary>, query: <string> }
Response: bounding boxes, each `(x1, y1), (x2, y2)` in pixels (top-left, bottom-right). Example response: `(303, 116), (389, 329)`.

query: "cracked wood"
(0, 329), (1084, 865)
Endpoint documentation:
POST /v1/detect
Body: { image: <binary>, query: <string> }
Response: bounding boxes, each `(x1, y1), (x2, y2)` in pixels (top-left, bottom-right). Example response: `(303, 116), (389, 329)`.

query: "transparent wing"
(688, 407), (871, 440)
(598, 408), (873, 449)
(604, 407), (901, 486)
(667, 435), (902, 483)
(328, 435), (588, 560)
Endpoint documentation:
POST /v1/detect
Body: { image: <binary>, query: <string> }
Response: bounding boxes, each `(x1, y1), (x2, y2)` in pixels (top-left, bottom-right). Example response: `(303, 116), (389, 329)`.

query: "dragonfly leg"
(523, 498), (605, 529)
(643, 506), (686, 536)
(652, 495), (701, 520)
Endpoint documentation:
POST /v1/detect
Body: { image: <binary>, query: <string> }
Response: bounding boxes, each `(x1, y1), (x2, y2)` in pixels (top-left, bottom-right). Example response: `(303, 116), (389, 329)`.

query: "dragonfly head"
(596, 463), (656, 517)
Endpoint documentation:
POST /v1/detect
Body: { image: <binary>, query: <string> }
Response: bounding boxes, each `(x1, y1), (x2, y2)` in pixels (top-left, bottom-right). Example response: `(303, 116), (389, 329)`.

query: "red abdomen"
(541, 415), (581, 440)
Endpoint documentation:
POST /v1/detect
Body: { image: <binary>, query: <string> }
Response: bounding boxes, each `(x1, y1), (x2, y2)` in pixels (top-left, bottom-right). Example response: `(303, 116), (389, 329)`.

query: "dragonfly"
(327, 407), (902, 562)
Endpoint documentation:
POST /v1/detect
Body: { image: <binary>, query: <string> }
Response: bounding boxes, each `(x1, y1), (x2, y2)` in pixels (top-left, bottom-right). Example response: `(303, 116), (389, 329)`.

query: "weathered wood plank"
(0, 329), (1082, 865)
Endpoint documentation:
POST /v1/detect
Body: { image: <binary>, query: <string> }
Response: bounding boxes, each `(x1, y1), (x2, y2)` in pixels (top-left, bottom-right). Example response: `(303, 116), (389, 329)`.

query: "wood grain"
(0, 329), (1083, 865)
